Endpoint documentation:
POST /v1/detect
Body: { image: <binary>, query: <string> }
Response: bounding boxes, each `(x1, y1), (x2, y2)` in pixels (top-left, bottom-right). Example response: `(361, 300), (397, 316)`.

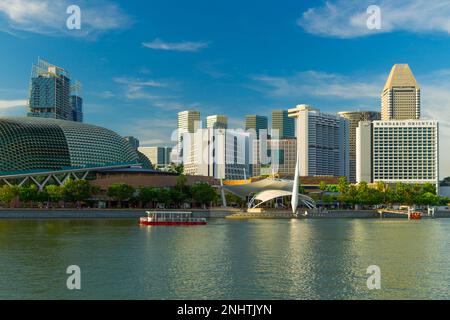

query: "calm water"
(1, 217), (450, 300)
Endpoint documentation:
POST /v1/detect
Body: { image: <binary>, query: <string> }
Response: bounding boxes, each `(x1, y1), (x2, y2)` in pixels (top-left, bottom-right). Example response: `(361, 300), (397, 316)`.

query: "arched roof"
(222, 178), (316, 208)
(253, 189), (315, 209)
(0, 117), (152, 173)
(222, 178), (294, 197)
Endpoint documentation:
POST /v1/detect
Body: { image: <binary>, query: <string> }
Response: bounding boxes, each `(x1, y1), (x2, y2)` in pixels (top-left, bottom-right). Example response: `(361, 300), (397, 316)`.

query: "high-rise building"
(177, 110), (201, 162)
(124, 136), (140, 150)
(245, 115), (268, 139)
(356, 120), (439, 189)
(381, 64), (420, 121)
(288, 105), (349, 178)
(337, 111), (381, 182)
(70, 81), (83, 122)
(355, 121), (373, 183)
(164, 147), (173, 164)
(28, 58), (83, 122)
(272, 110), (295, 138)
(206, 115), (228, 129)
(252, 138), (297, 178)
(356, 64), (439, 190)
(139, 146), (172, 169)
(183, 128), (250, 180)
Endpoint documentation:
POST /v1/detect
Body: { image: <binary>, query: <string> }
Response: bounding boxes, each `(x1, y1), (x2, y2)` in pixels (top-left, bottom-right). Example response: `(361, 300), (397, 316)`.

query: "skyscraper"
(356, 120), (439, 189)
(381, 64), (420, 121)
(356, 63), (439, 190)
(206, 115), (228, 129)
(252, 138), (297, 178)
(183, 128), (250, 180)
(138, 146), (172, 169)
(28, 58), (83, 122)
(124, 136), (140, 150)
(245, 115), (268, 138)
(288, 105), (349, 178)
(337, 111), (381, 182)
(177, 110), (201, 162)
(70, 81), (83, 122)
(272, 110), (295, 138)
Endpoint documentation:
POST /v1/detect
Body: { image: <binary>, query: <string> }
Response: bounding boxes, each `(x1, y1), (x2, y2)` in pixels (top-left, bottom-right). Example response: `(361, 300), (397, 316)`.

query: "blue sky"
(1, 0), (450, 176)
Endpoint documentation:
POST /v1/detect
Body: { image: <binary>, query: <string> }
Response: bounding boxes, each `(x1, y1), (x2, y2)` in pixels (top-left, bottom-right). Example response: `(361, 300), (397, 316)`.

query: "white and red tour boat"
(139, 211), (207, 226)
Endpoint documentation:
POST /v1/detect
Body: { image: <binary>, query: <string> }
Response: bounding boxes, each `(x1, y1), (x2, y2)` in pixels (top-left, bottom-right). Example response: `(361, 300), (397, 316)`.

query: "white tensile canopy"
(222, 178), (316, 209)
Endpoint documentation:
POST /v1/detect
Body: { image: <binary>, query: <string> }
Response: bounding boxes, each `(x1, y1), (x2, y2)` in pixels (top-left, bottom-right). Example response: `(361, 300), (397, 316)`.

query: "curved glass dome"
(0, 117), (150, 173)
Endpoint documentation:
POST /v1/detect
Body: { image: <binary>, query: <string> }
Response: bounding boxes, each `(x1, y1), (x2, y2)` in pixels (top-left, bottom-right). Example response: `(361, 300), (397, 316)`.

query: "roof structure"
(383, 64), (419, 91)
(222, 178), (316, 209)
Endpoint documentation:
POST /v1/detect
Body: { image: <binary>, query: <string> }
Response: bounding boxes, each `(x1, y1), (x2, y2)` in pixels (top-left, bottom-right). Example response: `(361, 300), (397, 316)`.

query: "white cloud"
(0, 0), (131, 38)
(94, 90), (115, 99)
(113, 76), (190, 111)
(142, 38), (208, 52)
(198, 61), (229, 79)
(120, 118), (178, 147)
(113, 77), (167, 100)
(0, 99), (26, 109)
(298, 0), (450, 38)
(114, 77), (165, 90)
(251, 70), (381, 100)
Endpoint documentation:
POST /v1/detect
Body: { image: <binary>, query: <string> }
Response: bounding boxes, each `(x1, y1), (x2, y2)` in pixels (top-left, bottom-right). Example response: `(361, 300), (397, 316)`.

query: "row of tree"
(0, 175), (218, 209)
(316, 178), (449, 208)
(107, 178), (218, 208)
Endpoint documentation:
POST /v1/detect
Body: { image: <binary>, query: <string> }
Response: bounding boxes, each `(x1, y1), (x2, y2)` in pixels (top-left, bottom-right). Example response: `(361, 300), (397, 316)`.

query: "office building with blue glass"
(28, 58), (83, 123)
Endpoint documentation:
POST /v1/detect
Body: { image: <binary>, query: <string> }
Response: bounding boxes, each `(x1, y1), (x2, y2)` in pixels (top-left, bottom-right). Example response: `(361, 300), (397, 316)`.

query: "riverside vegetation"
(0, 175), (447, 209)
(0, 175), (218, 209)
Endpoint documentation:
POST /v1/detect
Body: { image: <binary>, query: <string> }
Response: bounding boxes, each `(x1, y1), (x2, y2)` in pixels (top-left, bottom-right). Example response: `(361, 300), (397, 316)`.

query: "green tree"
(339, 184), (357, 208)
(63, 179), (92, 206)
(322, 194), (335, 206)
(356, 181), (370, 206)
(420, 192), (439, 206)
(19, 184), (39, 206)
(191, 183), (217, 208)
(169, 188), (185, 208)
(138, 187), (158, 208)
(45, 185), (64, 206)
(319, 181), (327, 192)
(326, 184), (339, 192)
(225, 192), (245, 207)
(337, 177), (349, 194)
(155, 188), (172, 208)
(175, 174), (191, 203)
(0, 185), (19, 207)
(107, 183), (135, 208)
(168, 163), (184, 174)
(422, 183), (436, 195)
(375, 181), (389, 203)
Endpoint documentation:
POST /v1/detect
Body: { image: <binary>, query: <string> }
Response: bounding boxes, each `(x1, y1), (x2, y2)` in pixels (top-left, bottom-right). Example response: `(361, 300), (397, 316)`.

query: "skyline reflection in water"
(0, 218), (450, 299)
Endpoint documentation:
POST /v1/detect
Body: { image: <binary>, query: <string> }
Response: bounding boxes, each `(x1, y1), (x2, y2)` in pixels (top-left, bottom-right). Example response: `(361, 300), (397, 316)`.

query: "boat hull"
(140, 221), (207, 226)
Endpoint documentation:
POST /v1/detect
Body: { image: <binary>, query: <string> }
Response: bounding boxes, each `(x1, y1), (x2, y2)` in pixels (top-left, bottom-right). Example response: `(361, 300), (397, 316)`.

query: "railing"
(141, 215), (206, 223)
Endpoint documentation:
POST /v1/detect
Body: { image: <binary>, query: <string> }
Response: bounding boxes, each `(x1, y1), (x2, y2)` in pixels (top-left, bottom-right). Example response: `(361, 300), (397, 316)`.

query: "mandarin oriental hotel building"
(356, 120), (439, 189)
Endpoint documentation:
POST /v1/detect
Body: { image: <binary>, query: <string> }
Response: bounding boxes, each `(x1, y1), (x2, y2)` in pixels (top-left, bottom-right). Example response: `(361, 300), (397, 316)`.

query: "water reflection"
(0, 218), (449, 299)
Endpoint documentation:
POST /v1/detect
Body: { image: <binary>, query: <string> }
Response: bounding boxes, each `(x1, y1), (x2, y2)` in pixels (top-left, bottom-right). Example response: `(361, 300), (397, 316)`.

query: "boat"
(139, 211), (207, 226)
(409, 212), (422, 220)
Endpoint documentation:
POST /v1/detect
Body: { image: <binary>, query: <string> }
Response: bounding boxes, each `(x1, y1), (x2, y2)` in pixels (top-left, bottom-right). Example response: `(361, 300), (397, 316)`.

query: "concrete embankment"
(225, 210), (380, 219)
(1, 208), (449, 219)
(302, 210), (379, 219)
(0, 208), (241, 219)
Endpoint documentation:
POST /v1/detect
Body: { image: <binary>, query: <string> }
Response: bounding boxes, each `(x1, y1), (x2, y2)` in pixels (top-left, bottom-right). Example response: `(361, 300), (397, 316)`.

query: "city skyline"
(0, 1), (450, 176)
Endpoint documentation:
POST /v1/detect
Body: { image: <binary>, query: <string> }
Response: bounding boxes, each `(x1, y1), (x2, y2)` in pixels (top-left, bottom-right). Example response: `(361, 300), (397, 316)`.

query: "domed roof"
(0, 117), (151, 174)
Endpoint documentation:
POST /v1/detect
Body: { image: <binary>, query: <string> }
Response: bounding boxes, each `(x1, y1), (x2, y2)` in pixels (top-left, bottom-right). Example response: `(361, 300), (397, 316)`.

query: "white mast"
(291, 152), (299, 214)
